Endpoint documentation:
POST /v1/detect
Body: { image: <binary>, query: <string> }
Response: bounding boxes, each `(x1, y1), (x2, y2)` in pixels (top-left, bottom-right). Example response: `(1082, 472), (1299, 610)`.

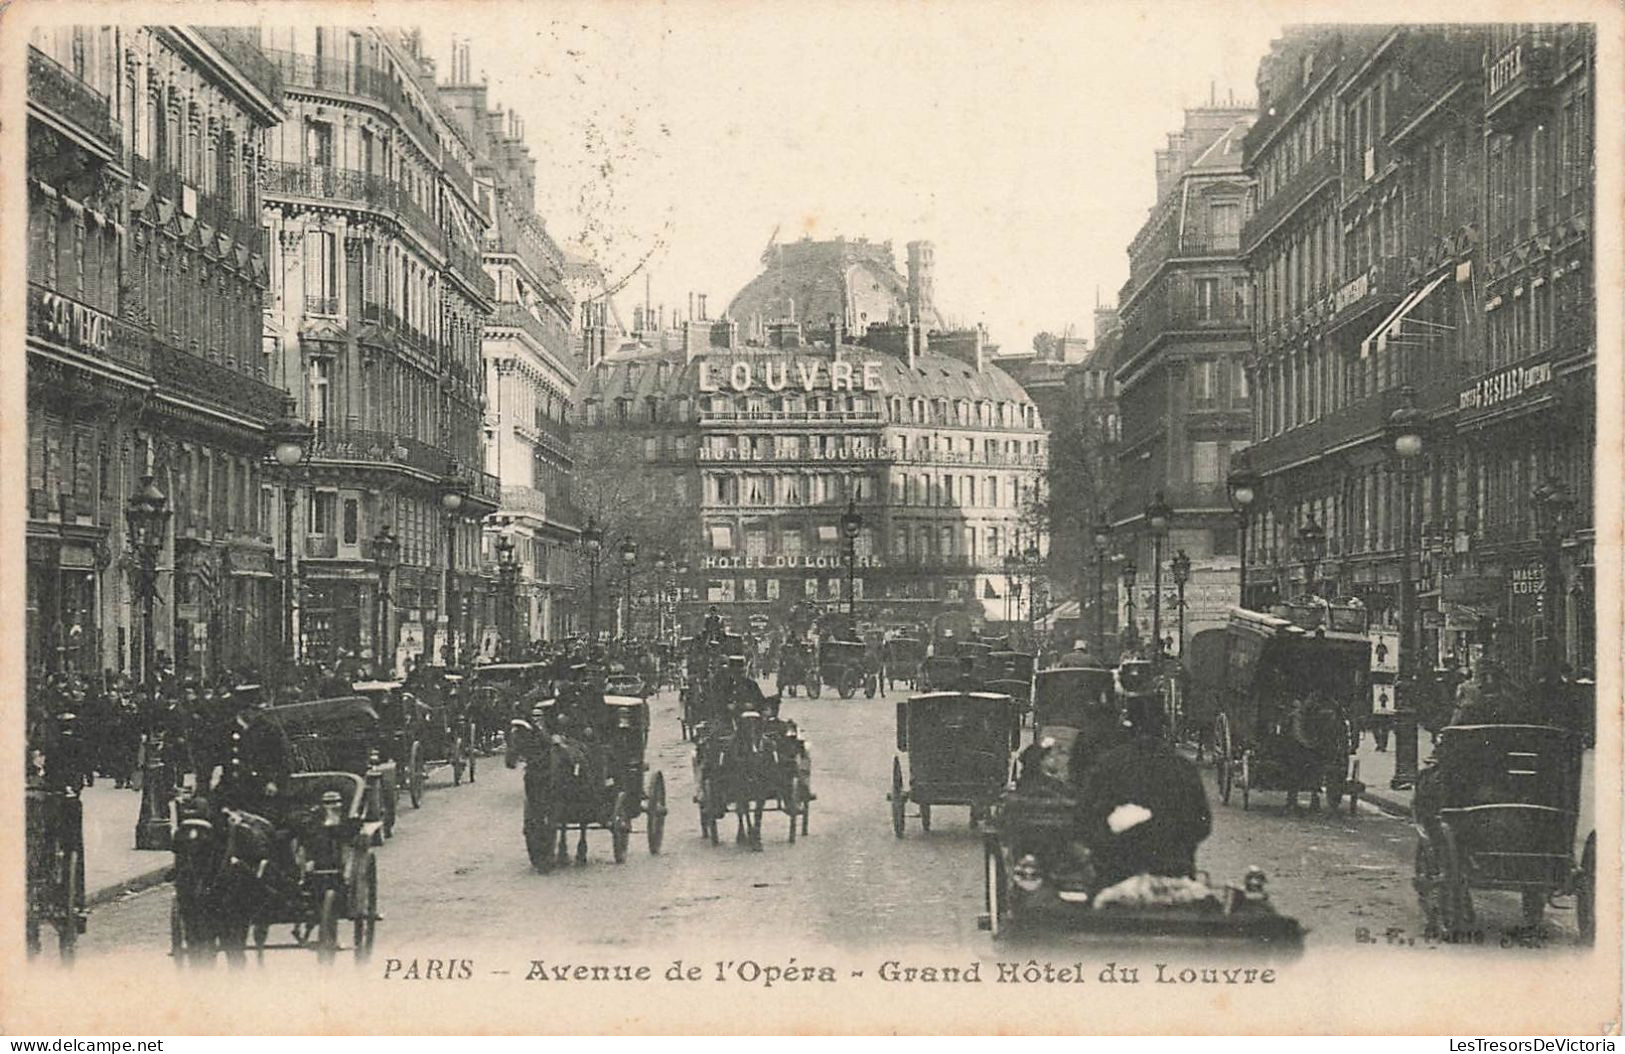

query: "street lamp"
(1122, 557), (1139, 653)
(1532, 477), (1573, 681)
(620, 537), (637, 640)
(495, 530), (518, 660)
(582, 517), (603, 640)
(1092, 519), (1111, 657)
(1386, 386), (1425, 788)
(1002, 552), (1018, 625)
(1171, 548), (1191, 660)
(655, 550), (669, 643)
(842, 497), (863, 624)
(1024, 542), (1041, 636)
(675, 558), (690, 640)
(372, 524), (400, 677)
(1227, 458), (1258, 608)
(126, 474), (171, 850)
(265, 396), (314, 668)
(440, 486), (464, 668)
(1296, 514), (1326, 597)
(1145, 493), (1172, 667)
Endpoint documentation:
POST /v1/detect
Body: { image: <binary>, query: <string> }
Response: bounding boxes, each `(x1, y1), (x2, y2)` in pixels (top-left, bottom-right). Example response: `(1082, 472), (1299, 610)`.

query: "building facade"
(26, 26), (286, 682)
(1112, 105), (1256, 650)
(260, 27), (500, 673)
(1238, 24), (1594, 679)
(437, 47), (583, 646)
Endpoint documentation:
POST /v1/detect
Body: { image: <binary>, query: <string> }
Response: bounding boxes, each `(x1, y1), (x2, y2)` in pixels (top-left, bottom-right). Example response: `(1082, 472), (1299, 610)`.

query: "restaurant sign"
(1458, 361), (1552, 412)
(698, 358), (884, 394)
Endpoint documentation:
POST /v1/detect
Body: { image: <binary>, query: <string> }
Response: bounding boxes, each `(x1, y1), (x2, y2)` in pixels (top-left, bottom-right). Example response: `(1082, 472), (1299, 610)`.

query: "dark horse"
(1283, 696), (1350, 811)
(507, 718), (606, 871)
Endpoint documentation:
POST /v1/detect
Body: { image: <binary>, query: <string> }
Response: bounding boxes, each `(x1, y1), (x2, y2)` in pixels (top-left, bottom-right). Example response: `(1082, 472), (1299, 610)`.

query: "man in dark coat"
(1076, 695), (1210, 888)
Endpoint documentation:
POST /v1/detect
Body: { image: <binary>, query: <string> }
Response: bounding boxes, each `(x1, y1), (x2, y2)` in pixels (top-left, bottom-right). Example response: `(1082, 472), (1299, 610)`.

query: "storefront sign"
(1510, 563), (1546, 595)
(701, 554), (883, 570)
(1457, 361), (1552, 412)
(698, 358), (884, 394)
(38, 292), (112, 355)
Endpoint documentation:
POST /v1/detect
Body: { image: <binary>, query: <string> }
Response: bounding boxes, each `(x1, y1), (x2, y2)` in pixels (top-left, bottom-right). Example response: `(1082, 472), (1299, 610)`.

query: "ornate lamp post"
(1386, 386), (1425, 787)
(127, 474), (172, 850)
(495, 531), (519, 660)
(1002, 552), (1018, 625)
(265, 397), (315, 667)
(582, 517), (603, 640)
(654, 550), (669, 642)
(842, 497), (863, 623)
(1122, 557), (1139, 653)
(1093, 519), (1111, 656)
(1296, 514), (1326, 597)
(619, 537), (637, 640)
(1171, 548), (1191, 660)
(1227, 459), (1258, 608)
(1145, 493), (1172, 667)
(440, 487), (464, 667)
(372, 524), (400, 677)
(675, 558), (690, 640)
(1531, 477), (1573, 682)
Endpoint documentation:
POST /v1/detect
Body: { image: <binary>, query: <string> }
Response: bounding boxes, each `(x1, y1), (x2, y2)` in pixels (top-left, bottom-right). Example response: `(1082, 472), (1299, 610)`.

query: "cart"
(890, 691), (1020, 835)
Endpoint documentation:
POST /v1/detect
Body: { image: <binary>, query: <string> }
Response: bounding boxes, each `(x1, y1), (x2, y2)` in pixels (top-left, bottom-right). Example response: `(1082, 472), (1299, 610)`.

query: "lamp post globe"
(1384, 386), (1426, 788)
(441, 491), (463, 513)
(1227, 462), (1259, 608)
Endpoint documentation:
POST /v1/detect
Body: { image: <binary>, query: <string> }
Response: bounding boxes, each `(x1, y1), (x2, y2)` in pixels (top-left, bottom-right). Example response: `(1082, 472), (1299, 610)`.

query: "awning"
(1360, 272), (1449, 358)
(708, 526), (733, 551)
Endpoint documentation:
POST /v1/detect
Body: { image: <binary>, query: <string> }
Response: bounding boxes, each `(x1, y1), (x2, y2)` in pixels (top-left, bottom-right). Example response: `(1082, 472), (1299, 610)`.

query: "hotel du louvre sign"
(702, 554), (885, 570)
(699, 447), (890, 463)
(698, 357), (885, 394)
(1458, 360), (1552, 413)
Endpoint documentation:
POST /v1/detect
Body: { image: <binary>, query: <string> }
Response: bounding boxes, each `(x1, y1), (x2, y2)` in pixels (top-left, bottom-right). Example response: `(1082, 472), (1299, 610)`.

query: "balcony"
(698, 409), (885, 425)
(27, 46), (120, 155)
(310, 426), (454, 478)
(263, 49), (441, 160)
(1118, 274), (1252, 367)
(442, 150), (476, 206)
(1325, 256), (1410, 334)
(149, 336), (288, 422)
(487, 301), (573, 357)
(194, 28), (283, 106)
(303, 294), (339, 317)
(472, 472), (503, 508)
(445, 241), (495, 302)
(28, 282), (152, 377)
(1486, 32), (1557, 126)
(305, 535), (339, 559)
(1241, 150), (1338, 253)
(263, 160), (444, 254)
(893, 448), (1047, 469)
(500, 485), (549, 517)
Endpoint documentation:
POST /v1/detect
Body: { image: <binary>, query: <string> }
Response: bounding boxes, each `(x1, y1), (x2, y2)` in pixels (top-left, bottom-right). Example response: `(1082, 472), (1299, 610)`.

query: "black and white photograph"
(8, 0), (1619, 1035)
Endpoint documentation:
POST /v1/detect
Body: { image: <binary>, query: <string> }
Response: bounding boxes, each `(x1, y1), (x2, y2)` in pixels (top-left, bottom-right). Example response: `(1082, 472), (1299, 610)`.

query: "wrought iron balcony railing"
(28, 282), (152, 376)
(27, 46), (120, 151)
(263, 160), (444, 254)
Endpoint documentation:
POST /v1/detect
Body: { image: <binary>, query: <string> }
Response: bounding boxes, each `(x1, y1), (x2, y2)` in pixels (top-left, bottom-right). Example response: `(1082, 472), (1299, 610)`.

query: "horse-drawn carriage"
(882, 636), (926, 692)
(1211, 606), (1366, 813)
(1029, 666), (1121, 782)
(471, 661), (552, 751)
(986, 651), (1036, 722)
(776, 638), (818, 698)
(693, 703), (811, 850)
(1413, 722), (1596, 943)
(505, 685), (667, 872)
(681, 633), (750, 738)
(819, 638), (877, 699)
(169, 698), (384, 964)
(889, 691), (1021, 835)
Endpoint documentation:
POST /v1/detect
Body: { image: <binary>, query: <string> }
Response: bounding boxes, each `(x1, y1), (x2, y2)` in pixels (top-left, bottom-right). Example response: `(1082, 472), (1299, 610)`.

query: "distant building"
(727, 236), (947, 339)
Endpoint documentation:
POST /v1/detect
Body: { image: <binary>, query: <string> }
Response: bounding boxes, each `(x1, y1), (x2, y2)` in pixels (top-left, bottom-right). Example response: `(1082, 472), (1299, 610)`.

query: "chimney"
(683, 320), (714, 363)
(829, 317), (843, 348)
(697, 293), (708, 321)
(688, 292), (695, 323)
(710, 318), (739, 350)
(906, 240), (936, 327)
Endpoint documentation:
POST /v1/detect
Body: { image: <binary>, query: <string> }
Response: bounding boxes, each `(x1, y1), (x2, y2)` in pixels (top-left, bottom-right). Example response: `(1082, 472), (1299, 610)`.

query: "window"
(1191, 360), (1217, 404)
(1209, 201), (1240, 242)
(342, 498), (359, 545)
(1192, 442), (1221, 484)
(305, 230), (337, 304)
(1195, 277), (1220, 321)
(304, 119), (333, 168)
(643, 437), (659, 460)
(309, 358), (330, 428)
(309, 491), (337, 535)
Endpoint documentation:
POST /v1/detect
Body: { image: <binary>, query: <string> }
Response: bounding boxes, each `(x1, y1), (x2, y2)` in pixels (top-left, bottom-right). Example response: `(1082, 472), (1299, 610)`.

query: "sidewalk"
(79, 781), (171, 906)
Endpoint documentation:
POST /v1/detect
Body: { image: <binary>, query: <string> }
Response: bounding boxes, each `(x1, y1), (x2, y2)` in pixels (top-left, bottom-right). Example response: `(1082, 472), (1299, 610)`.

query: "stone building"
(1112, 104), (1257, 649)
(437, 44), (582, 645)
(260, 27), (499, 672)
(26, 26), (285, 681)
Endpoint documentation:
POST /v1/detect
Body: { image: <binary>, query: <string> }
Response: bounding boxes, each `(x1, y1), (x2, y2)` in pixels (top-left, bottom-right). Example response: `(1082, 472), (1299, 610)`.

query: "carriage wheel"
(837, 670), (857, 700)
(785, 777), (801, 844)
(1240, 751), (1251, 811)
(1577, 832), (1597, 946)
(1214, 714), (1233, 805)
(611, 791), (632, 864)
(1520, 889), (1548, 930)
(984, 842), (1008, 940)
(646, 772), (667, 855)
(1437, 827), (1474, 935)
(168, 897), (185, 966)
(408, 742), (424, 809)
(353, 854), (377, 963)
(56, 849), (81, 962)
(524, 794), (558, 874)
(316, 889), (340, 964)
(890, 757), (907, 838)
(919, 803), (932, 832)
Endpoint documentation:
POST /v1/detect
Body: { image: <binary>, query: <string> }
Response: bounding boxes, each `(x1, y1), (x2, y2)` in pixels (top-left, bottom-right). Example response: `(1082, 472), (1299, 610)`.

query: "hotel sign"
(1457, 361), (1552, 412)
(698, 448), (891, 462)
(702, 555), (884, 570)
(37, 291), (111, 355)
(699, 358), (885, 394)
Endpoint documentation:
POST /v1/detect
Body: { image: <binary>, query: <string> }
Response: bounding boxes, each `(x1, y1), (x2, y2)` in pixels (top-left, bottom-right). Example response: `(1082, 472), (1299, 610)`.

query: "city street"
(76, 681), (1584, 964)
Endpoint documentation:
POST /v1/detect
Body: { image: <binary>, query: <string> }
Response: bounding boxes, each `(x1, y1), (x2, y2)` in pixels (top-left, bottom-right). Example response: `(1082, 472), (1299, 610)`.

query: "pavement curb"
(1358, 788), (1414, 819)
(87, 865), (171, 909)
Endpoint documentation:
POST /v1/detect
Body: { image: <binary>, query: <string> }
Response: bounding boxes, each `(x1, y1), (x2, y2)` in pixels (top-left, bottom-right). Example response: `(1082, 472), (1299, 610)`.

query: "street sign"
(1370, 630), (1399, 674)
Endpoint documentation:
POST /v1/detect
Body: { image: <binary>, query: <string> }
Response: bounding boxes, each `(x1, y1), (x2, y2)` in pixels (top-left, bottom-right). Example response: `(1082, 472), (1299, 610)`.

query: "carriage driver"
(1075, 693), (1211, 889)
